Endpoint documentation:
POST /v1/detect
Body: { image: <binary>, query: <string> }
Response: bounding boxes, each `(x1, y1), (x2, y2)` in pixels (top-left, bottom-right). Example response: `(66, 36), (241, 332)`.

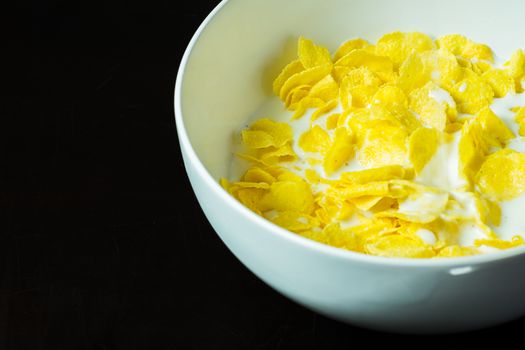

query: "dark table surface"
(7, 0), (525, 348)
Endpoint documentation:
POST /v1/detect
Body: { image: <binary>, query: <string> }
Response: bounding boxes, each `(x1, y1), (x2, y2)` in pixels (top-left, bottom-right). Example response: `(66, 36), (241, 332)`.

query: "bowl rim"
(174, 0), (525, 268)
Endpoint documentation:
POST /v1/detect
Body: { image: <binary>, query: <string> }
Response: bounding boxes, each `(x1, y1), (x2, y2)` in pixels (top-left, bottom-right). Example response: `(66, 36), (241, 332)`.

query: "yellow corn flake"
(298, 37), (333, 69)
(456, 56), (474, 71)
(476, 107), (515, 147)
(350, 85), (379, 109)
(285, 85), (310, 107)
(311, 99), (338, 121)
(472, 60), (493, 75)
(358, 121), (408, 168)
(304, 169), (320, 184)
(232, 181), (271, 190)
(506, 49), (525, 79)
(269, 211), (319, 233)
(436, 34), (468, 56)
(463, 41), (493, 62)
(326, 113), (340, 129)
(328, 181), (390, 200)
(474, 236), (525, 250)
(276, 170), (305, 182)
(323, 127), (355, 175)
(309, 74), (339, 101)
(242, 167), (276, 184)
(258, 144), (297, 164)
(372, 85), (408, 111)
(365, 234), (435, 258)
(236, 188), (268, 215)
(249, 118), (293, 148)
(306, 158), (322, 166)
(290, 97), (326, 119)
(356, 218), (400, 240)
(386, 105), (423, 132)
(392, 179), (445, 198)
(333, 202), (356, 220)
(340, 165), (411, 184)
(397, 54), (428, 93)
(241, 130), (274, 149)
(516, 106), (525, 123)
(331, 66), (351, 84)
(346, 109), (377, 142)
(339, 75), (353, 111)
(476, 149), (525, 201)
(344, 66), (382, 86)
(451, 74), (494, 114)
(315, 196), (355, 223)
(336, 109), (352, 128)
(419, 49), (461, 90)
(333, 38), (371, 62)
(334, 201), (356, 221)
(322, 223), (360, 251)
(483, 197), (502, 227)
(350, 196), (383, 211)
(335, 49), (395, 82)
(482, 69), (515, 98)
(395, 221), (428, 238)
(261, 180), (314, 214)
(437, 34), (493, 62)
(409, 127), (440, 173)
(365, 106), (401, 130)
(409, 82), (456, 131)
(363, 45), (377, 53)
(292, 96), (326, 112)
(506, 49), (525, 92)
(279, 64), (332, 102)
(235, 153), (272, 167)
(436, 245), (479, 258)
(376, 31), (434, 69)
(273, 59), (304, 95)
(369, 197), (398, 212)
(329, 179), (424, 201)
(299, 125), (331, 153)
(340, 67), (382, 109)
(379, 190), (449, 224)
(458, 120), (489, 186)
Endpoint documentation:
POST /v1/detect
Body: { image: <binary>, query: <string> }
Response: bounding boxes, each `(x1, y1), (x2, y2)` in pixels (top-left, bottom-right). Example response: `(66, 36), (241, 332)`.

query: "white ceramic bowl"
(175, 0), (525, 333)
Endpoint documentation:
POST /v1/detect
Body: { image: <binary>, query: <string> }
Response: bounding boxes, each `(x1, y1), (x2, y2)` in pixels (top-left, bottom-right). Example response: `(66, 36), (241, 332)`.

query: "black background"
(6, 0), (525, 348)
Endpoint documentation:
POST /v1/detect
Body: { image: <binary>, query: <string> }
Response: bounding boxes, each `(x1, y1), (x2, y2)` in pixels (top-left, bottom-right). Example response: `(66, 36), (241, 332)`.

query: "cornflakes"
(409, 82), (455, 131)
(437, 34), (493, 62)
(476, 149), (525, 201)
(323, 127), (354, 175)
(224, 32), (525, 259)
(409, 127), (440, 173)
(298, 37), (333, 69)
(376, 32), (434, 69)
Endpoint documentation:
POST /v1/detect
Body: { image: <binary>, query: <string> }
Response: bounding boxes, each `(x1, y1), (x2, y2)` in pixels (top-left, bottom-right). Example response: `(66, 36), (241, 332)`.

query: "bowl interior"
(179, 0), (524, 180)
